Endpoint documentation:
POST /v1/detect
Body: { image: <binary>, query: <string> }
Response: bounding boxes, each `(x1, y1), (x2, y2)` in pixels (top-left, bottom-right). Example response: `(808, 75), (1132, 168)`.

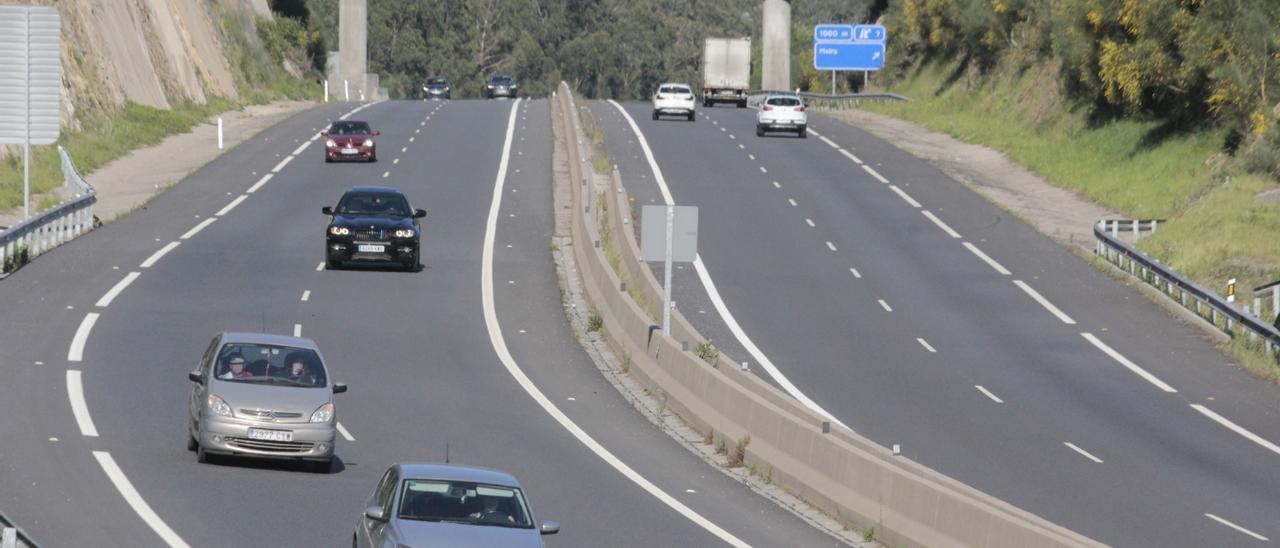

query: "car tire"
(325, 157), (332, 163)
(369, 154), (377, 163)
(651, 110), (658, 121)
(187, 431), (198, 452)
(196, 445), (213, 464)
(737, 100), (747, 108)
(756, 124), (765, 137)
(687, 111), (696, 121)
(798, 128), (807, 138)
(326, 256), (341, 270)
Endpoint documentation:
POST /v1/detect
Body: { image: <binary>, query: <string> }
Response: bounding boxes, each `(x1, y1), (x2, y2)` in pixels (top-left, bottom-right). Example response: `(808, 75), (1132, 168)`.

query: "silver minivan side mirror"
(540, 520), (560, 535)
(364, 506), (387, 522)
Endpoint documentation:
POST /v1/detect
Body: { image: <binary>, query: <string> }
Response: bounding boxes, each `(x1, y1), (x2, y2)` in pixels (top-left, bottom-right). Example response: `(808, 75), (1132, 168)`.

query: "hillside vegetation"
(869, 0), (1280, 309)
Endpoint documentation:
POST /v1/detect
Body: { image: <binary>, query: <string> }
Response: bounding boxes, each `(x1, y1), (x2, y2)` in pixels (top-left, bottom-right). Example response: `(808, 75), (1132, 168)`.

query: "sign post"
(0, 6), (61, 220)
(641, 205), (699, 336)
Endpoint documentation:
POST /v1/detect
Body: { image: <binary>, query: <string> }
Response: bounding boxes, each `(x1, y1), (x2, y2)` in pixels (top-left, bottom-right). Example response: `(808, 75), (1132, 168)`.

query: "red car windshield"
(329, 121), (372, 135)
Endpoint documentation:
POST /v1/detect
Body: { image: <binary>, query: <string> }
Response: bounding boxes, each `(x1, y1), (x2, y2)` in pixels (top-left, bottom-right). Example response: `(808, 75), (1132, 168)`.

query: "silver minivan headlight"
(310, 402), (334, 423)
(208, 394), (232, 417)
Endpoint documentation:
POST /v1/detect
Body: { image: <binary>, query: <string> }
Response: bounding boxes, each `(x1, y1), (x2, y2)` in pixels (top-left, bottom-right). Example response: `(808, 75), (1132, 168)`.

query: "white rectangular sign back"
(0, 6), (62, 145)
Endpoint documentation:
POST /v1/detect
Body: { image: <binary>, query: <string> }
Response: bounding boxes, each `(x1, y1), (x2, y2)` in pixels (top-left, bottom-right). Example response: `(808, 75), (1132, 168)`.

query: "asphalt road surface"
(594, 100), (1280, 547)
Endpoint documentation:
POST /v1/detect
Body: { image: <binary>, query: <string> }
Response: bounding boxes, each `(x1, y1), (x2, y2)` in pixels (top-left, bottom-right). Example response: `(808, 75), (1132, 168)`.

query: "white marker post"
(663, 205), (674, 335)
(323, 80), (329, 102)
(1227, 278), (1237, 303)
(344, 79), (349, 101)
(217, 117), (223, 150)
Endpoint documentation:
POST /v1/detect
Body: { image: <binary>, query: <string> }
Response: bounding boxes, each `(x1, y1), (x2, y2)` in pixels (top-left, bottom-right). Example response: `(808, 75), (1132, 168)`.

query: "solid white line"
(878, 299), (892, 312)
(180, 218), (216, 240)
(804, 218), (814, 227)
(917, 338), (936, 353)
(975, 385), (1004, 403)
(889, 185), (921, 208)
(1080, 333), (1178, 392)
(1013, 280), (1076, 324)
(291, 142), (309, 155)
(270, 155), (293, 173)
(1205, 513), (1270, 541)
(92, 451), (190, 547)
(963, 242), (1011, 275)
(488, 99), (748, 547)
(819, 135), (840, 148)
(66, 370), (99, 436)
(849, 267), (862, 278)
(216, 195), (248, 217)
(1190, 404), (1280, 457)
(862, 164), (889, 184)
(315, 262), (325, 272)
(921, 210), (961, 238)
(293, 324), (302, 337)
(825, 241), (837, 251)
(1064, 442), (1104, 463)
(607, 101), (674, 204)
(336, 422), (355, 442)
(246, 173), (272, 194)
(68, 313), (100, 362)
(301, 290), (311, 302)
(839, 149), (863, 164)
(96, 272), (141, 307)
(140, 241), (180, 268)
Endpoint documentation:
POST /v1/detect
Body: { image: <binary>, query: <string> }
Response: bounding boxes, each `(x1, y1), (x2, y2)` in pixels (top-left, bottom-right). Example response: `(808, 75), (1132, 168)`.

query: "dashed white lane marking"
(825, 241), (837, 251)
(1081, 333), (1177, 393)
(963, 242), (1011, 275)
(748, 154), (755, 160)
(787, 198), (797, 207)
(308, 134), (321, 143)
(382, 171), (390, 178)
(1013, 280), (1076, 324)
(720, 127), (726, 132)
(878, 299), (892, 312)
(140, 241), (181, 268)
(839, 149), (863, 164)
(96, 272), (141, 308)
(491, 99), (749, 547)
(67, 370), (98, 436)
(293, 324), (302, 337)
(415, 128), (420, 134)
(92, 451), (190, 547)
(315, 262), (325, 272)
(888, 185), (921, 208)
(336, 422), (355, 442)
(772, 181), (781, 189)
(409, 136), (415, 142)
(758, 166), (767, 173)
(849, 267), (862, 278)
(730, 134), (736, 140)
(68, 313), (100, 362)
(246, 173), (272, 194)
(401, 146), (407, 153)
(1064, 442), (1103, 463)
(1190, 404), (1280, 457)
(270, 155), (293, 173)
(301, 290), (311, 302)
(916, 338), (937, 353)
(738, 144), (745, 150)
(291, 142), (309, 156)
(975, 385), (1004, 403)
(819, 135), (840, 148)
(216, 195), (248, 217)
(180, 218), (216, 240)
(393, 158), (400, 164)
(1204, 513), (1270, 541)
(921, 210), (961, 238)
(862, 164), (889, 184)
(804, 218), (814, 227)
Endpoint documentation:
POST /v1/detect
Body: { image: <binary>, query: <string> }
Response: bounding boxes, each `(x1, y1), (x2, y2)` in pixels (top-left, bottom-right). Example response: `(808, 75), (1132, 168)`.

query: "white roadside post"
(324, 79), (329, 102)
(344, 79), (350, 101)
(217, 116), (223, 149)
(663, 205), (674, 335)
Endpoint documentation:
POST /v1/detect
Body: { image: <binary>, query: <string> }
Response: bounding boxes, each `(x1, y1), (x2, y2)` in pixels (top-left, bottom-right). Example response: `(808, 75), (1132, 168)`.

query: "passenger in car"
(470, 496), (513, 523)
(219, 355), (251, 379)
(286, 358), (314, 385)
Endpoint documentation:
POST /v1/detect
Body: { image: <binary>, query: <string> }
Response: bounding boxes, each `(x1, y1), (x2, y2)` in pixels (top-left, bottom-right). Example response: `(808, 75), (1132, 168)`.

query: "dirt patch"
(823, 108), (1118, 252)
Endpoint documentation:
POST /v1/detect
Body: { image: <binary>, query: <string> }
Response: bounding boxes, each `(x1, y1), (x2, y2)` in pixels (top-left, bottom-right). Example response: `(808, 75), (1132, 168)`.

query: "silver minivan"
(187, 332), (348, 473)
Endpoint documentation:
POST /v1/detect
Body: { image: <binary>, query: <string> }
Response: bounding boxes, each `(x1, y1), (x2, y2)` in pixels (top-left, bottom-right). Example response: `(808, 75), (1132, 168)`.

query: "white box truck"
(703, 37), (751, 108)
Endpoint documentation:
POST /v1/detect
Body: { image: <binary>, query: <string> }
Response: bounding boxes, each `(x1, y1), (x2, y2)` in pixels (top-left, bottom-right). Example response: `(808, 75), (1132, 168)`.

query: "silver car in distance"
(355, 463), (560, 548)
(187, 332), (348, 473)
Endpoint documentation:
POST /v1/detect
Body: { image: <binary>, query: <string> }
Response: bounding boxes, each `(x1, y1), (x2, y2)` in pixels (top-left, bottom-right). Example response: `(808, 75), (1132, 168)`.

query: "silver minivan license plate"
(247, 428), (293, 442)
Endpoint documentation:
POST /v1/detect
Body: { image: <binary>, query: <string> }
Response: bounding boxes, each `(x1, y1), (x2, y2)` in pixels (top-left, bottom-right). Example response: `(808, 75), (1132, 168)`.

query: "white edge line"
(270, 155), (294, 173)
(291, 142), (309, 155)
(489, 99), (748, 547)
(96, 272), (141, 307)
(916, 337), (936, 353)
(67, 370), (99, 436)
(140, 241), (180, 268)
(888, 185), (921, 208)
(1205, 513), (1270, 541)
(301, 290), (311, 302)
(180, 218), (216, 240)
(921, 210), (961, 239)
(975, 385), (1004, 403)
(246, 173), (272, 194)
(68, 312), (100, 361)
(92, 451), (190, 547)
(607, 100), (674, 204)
(861, 164), (889, 183)
(1012, 280), (1075, 324)
(1080, 333), (1177, 392)
(963, 242), (1011, 275)
(1191, 404), (1280, 457)
(336, 421), (355, 442)
(1063, 442), (1104, 463)
(215, 195), (248, 217)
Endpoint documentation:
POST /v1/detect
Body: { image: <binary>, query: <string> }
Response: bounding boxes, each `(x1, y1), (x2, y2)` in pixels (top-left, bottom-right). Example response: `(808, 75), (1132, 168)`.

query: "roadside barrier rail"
(0, 146), (96, 275)
(1095, 221), (1280, 357)
(747, 89), (910, 109)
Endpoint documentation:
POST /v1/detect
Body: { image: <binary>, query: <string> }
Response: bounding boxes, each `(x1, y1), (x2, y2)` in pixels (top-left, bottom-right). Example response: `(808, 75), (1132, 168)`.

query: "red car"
(323, 120), (379, 162)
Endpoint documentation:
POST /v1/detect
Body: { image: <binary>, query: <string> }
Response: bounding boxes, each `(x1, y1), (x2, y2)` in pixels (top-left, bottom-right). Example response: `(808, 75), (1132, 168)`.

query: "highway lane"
(594, 101), (1280, 546)
(0, 97), (841, 546)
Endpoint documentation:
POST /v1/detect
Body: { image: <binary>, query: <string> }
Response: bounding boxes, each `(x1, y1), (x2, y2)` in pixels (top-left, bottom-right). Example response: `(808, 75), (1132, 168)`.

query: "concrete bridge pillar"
(761, 0), (791, 92)
(327, 0), (381, 100)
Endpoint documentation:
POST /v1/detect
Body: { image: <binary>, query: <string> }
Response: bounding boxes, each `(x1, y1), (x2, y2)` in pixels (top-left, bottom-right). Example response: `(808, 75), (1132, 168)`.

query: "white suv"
(652, 83), (696, 121)
(756, 95), (807, 138)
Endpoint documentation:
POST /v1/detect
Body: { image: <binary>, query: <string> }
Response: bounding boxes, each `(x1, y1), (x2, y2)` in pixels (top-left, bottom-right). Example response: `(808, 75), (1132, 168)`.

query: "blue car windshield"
(336, 193), (410, 217)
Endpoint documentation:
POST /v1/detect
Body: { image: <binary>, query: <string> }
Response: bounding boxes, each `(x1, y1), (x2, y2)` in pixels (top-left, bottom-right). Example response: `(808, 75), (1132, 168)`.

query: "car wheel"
(196, 445), (213, 464)
(756, 125), (765, 137)
(324, 156), (332, 163)
(688, 111), (696, 122)
(798, 128), (807, 138)
(326, 256), (341, 270)
(738, 100), (747, 108)
(369, 154), (377, 163)
(652, 110), (658, 121)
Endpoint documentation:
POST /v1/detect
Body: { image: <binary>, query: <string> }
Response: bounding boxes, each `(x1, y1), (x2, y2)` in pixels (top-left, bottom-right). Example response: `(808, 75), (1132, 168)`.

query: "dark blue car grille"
(354, 229), (385, 241)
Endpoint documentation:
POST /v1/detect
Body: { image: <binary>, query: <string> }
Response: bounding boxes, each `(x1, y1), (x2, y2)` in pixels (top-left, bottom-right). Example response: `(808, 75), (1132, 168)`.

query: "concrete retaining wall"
(553, 82), (1102, 548)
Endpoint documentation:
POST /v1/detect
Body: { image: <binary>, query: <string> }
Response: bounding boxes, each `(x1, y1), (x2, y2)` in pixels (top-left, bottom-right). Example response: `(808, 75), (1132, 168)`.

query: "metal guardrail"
(747, 89), (910, 109)
(0, 146), (97, 276)
(1094, 221), (1280, 358)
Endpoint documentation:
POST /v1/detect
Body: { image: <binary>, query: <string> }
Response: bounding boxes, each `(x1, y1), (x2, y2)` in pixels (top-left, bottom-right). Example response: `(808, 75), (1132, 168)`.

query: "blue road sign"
(814, 42), (885, 71)
(852, 24), (886, 43)
(814, 24), (853, 42)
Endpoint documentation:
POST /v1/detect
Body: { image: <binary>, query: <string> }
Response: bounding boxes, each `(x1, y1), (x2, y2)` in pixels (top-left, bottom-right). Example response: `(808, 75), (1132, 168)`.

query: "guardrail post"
(1133, 220), (1139, 238)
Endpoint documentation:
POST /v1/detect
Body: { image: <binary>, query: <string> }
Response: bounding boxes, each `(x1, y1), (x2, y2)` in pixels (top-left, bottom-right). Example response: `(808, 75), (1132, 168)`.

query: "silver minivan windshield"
(215, 343), (326, 388)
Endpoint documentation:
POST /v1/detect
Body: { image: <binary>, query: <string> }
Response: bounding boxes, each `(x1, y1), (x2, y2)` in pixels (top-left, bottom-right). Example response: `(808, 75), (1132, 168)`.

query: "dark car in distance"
(423, 77), (450, 100)
(323, 121), (379, 163)
(486, 74), (517, 99)
(323, 186), (425, 271)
